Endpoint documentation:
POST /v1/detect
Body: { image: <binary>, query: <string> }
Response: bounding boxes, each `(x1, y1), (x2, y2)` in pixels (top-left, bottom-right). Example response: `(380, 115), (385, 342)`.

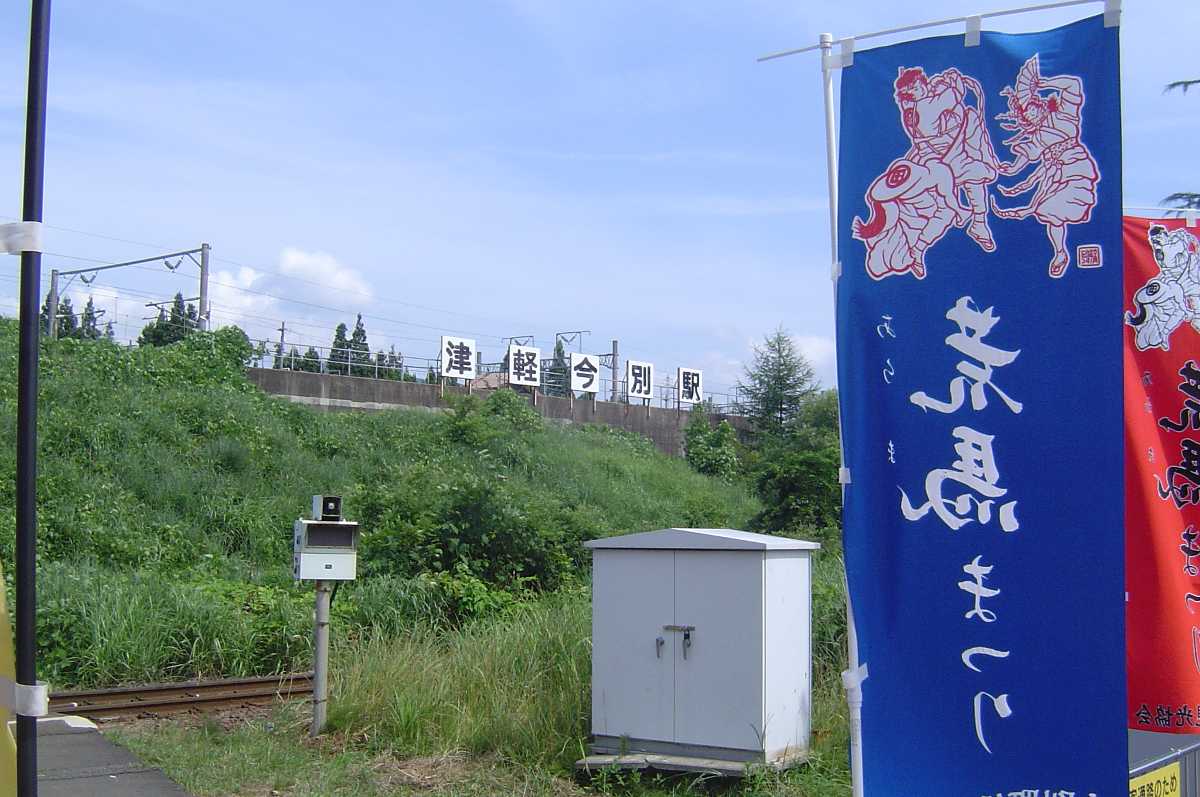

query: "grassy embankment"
(0, 320), (850, 795)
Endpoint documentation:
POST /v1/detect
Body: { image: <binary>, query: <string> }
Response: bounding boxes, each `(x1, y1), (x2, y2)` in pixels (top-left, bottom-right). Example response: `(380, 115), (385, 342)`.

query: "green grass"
(0, 323), (849, 793)
(109, 555), (852, 796)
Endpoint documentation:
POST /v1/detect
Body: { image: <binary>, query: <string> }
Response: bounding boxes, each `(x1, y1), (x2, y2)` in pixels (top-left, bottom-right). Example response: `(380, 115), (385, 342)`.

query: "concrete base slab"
(575, 751), (806, 777)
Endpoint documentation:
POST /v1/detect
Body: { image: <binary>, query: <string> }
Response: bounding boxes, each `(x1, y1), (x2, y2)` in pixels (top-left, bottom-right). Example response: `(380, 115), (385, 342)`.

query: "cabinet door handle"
(662, 625), (695, 660)
(655, 637), (665, 658)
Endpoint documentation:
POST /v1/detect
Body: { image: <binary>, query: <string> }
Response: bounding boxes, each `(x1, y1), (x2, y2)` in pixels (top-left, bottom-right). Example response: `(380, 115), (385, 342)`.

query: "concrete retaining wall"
(245, 367), (747, 457)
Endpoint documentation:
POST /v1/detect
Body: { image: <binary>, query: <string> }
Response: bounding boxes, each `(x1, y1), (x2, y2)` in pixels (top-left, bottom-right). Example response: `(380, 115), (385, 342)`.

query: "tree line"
(683, 326), (841, 541)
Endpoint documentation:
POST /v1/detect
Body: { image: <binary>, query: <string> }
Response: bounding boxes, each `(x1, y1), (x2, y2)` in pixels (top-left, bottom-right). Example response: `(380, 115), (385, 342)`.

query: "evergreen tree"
(327, 323), (350, 375)
(546, 340), (568, 397)
(349, 314), (372, 377)
(55, 297), (78, 339)
(736, 326), (818, 439)
(74, 297), (102, 340)
(104, 322), (116, 341)
(296, 346), (322, 373)
(374, 345), (402, 380)
(39, 288), (53, 336)
(138, 293), (197, 347)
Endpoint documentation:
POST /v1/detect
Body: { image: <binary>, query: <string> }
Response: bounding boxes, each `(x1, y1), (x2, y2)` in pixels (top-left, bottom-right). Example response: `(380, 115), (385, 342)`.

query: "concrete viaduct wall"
(245, 367), (747, 457)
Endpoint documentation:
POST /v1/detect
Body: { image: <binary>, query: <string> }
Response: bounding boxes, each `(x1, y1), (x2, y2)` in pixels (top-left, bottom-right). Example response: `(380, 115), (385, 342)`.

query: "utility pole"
(199, 242), (210, 331)
(611, 340), (619, 402)
(47, 268), (57, 338)
(277, 322), (286, 368)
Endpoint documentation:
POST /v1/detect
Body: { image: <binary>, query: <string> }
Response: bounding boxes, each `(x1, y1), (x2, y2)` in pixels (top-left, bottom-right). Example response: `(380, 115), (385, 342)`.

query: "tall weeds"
(329, 591), (591, 768)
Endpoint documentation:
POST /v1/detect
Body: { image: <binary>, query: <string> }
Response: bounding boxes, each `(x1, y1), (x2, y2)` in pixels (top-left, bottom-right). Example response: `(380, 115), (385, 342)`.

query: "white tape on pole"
(0, 222), (42, 255)
(0, 676), (47, 717)
(15, 682), (47, 718)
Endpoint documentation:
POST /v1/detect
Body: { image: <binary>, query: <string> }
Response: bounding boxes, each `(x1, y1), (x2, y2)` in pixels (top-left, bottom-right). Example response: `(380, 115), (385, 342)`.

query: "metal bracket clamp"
(839, 467), (851, 485)
(0, 222), (43, 255)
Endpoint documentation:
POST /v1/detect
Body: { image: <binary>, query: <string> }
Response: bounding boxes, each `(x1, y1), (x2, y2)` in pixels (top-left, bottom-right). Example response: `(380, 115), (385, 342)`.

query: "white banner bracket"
(0, 222), (43, 255)
(822, 38), (854, 71)
(964, 15), (982, 47)
(1104, 0), (1120, 27)
(841, 662), (868, 690)
(839, 467), (852, 485)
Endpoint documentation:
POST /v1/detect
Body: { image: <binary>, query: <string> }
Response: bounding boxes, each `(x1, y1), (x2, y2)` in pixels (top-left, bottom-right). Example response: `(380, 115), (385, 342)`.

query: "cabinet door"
(672, 550), (764, 752)
(591, 549), (674, 743)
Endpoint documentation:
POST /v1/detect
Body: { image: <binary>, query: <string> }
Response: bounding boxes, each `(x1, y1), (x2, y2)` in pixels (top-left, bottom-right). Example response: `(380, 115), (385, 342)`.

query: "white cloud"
(277, 248), (375, 303)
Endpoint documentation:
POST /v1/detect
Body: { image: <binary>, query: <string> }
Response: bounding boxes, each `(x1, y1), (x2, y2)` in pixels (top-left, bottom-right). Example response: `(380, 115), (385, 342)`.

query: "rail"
(48, 673), (315, 720)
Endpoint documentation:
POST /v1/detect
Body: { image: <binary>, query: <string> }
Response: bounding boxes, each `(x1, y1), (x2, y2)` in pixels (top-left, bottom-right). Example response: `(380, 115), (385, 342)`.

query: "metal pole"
(819, 31), (865, 797)
(17, 1), (51, 794)
(198, 242), (210, 332)
(47, 269), (57, 339)
(610, 340), (618, 402)
(311, 579), (330, 738)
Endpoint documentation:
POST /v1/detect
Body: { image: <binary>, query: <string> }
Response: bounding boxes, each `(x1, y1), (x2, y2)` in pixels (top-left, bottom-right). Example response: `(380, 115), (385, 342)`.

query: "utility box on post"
(584, 528), (819, 771)
(293, 495), (359, 581)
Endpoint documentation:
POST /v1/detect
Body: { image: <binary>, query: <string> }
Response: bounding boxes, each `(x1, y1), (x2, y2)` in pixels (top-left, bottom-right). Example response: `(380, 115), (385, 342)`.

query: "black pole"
(17, 1), (50, 795)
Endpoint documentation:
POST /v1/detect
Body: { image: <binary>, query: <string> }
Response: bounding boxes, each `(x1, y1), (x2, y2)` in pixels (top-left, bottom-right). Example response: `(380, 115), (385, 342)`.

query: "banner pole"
(16, 2), (51, 795)
(819, 31), (865, 797)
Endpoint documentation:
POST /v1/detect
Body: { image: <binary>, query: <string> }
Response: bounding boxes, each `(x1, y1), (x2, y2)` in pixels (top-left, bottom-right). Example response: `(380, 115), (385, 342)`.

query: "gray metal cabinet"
(586, 528), (819, 765)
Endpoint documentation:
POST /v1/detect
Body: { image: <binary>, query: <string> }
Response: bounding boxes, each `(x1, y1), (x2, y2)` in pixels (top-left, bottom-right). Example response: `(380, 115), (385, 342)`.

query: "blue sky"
(0, 0), (1195, 397)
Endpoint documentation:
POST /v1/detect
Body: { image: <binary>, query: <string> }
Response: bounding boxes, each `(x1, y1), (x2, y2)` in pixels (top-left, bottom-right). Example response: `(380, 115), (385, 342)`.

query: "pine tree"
(546, 340), (568, 397)
(55, 297), (78, 339)
(736, 326), (818, 439)
(138, 293), (197, 347)
(297, 346), (322, 373)
(39, 288), (53, 336)
(349, 314), (372, 377)
(327, 323), (350, 376)
(75, 297), (102, 340)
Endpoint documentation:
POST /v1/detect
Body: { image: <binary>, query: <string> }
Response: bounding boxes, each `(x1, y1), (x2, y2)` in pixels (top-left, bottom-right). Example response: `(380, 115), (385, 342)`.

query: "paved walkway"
(37, 715), (190, 797)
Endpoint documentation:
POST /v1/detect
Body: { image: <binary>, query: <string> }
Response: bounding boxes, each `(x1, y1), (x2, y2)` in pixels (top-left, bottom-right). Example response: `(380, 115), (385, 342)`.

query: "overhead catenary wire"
(0, 216), (751, 388)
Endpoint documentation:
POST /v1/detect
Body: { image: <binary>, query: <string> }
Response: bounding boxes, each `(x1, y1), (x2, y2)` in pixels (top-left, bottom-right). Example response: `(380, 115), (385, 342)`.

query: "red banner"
(1126, 215), (1200, 731)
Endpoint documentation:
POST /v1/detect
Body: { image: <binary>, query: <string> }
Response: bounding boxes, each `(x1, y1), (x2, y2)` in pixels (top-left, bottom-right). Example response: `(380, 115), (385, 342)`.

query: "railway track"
(48, 672), (314, 720)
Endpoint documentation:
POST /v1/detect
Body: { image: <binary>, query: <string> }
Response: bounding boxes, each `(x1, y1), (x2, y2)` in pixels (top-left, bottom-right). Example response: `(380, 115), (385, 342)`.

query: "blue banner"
(836, 15), (1124, 795)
